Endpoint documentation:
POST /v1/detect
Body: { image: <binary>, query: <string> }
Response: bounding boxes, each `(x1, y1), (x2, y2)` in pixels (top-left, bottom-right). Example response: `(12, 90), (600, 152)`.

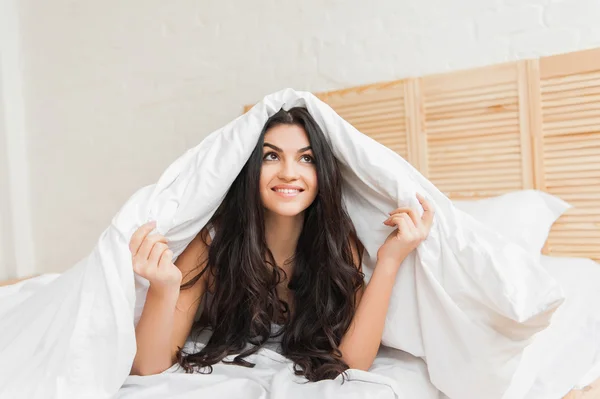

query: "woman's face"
(259, 123), (318, 218)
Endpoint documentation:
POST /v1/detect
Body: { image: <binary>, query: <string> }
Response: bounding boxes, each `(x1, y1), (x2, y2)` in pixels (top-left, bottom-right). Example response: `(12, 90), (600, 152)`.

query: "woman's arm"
(338, 250), (401, 371)
(339, 193), (434, 371)
(130, 227), (210, 376)
(132, 284), (182, 375)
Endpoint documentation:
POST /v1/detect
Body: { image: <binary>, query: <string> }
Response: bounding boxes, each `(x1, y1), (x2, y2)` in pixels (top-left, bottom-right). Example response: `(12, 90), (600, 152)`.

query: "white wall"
(0, 61), (9, 281)
(0, 0), (35, 279)
(5, 0), (600, 275)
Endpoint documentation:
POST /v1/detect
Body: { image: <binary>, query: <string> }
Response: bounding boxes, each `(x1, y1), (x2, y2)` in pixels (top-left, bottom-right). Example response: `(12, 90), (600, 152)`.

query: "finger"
(416, 193), (433, 214)
(417, 194), (435, 228)
(384, 214), (400, 226)
(387, 207), (419, 227)
(129, 221), (157, 256)
(137, 234), (168, 261)
(158, 249), (173, 268)
(387, 213), (416, 231)
(395, 218), (410, 238)
(386, 213), (416, 229)
(148, 242), (169, 267)
(422, 212), (434, 230)
(399, 213), (416, 230)
(132, 259), (145, 276)
(384, 212), (410, 227)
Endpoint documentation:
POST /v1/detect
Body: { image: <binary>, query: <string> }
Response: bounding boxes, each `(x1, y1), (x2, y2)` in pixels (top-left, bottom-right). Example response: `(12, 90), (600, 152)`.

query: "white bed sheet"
(1, 254), (598, 399)
(0, 279), (441, 399)
(115, 254), (600, 399)
(117, 339), (440, 399)
(524, 255), (600, 398)
(438, 254), (600, 399)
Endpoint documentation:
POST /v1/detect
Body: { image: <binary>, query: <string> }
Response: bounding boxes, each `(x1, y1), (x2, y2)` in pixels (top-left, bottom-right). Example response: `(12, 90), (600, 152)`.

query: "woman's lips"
(271, 187), (303, 198)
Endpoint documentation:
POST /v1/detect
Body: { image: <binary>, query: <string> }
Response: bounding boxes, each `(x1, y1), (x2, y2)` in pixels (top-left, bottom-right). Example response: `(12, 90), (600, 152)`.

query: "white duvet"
(0, 89), (565, 399)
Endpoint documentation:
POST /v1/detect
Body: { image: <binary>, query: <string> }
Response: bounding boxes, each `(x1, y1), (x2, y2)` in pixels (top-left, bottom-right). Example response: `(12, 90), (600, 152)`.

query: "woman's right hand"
(129, 221), (182, 292)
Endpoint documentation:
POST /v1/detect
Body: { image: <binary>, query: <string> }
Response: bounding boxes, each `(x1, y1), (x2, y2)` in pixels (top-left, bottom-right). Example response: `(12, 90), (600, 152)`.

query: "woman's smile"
(271, 185), (305, 198)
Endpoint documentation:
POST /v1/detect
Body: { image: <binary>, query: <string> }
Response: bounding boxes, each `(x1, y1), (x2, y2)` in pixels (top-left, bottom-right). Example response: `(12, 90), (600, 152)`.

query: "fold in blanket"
(0, 88), (564, 399)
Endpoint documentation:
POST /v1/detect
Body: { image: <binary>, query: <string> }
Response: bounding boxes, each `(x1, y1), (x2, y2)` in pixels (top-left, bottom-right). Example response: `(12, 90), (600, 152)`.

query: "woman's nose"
(278, 159), (300, 180)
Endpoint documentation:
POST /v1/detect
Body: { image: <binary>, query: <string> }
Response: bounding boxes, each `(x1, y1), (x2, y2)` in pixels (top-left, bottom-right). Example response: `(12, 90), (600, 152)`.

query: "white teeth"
(275, 188), (300, 194)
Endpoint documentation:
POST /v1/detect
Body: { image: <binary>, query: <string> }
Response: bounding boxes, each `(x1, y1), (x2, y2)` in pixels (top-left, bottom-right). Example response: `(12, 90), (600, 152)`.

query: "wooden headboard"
(246, 48), (600, 262)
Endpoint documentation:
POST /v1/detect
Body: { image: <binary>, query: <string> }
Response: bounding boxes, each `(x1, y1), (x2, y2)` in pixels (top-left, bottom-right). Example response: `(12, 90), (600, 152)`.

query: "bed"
(2, 48), (600, 398)
(1, 254), (599, 399)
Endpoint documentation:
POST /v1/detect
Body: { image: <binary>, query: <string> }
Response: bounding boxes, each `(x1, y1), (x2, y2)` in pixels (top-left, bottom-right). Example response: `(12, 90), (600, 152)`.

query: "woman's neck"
(264, 211), (304, 267)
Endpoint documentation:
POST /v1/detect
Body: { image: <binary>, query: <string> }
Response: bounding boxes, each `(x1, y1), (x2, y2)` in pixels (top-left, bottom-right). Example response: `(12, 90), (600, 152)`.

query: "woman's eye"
(263, 152), (278, 161)
(301, 155), (315, 163)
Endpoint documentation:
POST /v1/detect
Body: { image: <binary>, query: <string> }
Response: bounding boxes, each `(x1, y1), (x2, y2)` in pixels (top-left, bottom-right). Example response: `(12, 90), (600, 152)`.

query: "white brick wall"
(3, 0), (600, 274)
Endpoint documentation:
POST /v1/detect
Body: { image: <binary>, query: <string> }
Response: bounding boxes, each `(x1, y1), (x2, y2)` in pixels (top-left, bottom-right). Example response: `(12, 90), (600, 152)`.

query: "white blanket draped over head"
(0, 88), (564, 399)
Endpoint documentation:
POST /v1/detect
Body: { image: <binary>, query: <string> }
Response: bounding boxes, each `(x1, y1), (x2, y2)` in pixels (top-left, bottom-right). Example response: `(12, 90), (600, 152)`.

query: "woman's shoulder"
(194, 224), (216, 245)
(175, 225), (214, 287)
(190, 224), (217, 294)
(349, 236), (363, 272)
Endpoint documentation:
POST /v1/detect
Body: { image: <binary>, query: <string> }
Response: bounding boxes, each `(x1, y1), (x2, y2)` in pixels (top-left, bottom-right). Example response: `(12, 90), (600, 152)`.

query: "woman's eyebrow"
(263, 143), (282, 152)
(297, 146), (312, 153)
(263, 143), (312, 153)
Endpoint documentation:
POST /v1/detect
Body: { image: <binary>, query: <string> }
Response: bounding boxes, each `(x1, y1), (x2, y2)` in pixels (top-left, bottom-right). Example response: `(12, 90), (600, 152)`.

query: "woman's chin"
(264, 203), (308, 218)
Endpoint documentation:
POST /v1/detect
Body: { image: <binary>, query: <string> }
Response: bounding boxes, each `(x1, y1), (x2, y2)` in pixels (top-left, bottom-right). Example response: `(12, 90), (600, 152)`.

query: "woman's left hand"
(376, 193), (435, 270)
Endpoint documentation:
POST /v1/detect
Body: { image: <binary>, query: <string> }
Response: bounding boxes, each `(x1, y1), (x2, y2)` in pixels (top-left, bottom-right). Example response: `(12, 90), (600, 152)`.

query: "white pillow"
(452, 190), (571, 254)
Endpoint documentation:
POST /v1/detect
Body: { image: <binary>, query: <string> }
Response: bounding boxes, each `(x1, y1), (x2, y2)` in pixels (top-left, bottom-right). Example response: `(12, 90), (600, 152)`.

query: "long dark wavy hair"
(176, 107), (365, 382)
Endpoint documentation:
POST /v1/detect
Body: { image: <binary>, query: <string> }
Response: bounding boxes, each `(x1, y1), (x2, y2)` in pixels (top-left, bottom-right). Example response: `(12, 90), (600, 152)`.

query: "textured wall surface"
(3, 0), (600, 274)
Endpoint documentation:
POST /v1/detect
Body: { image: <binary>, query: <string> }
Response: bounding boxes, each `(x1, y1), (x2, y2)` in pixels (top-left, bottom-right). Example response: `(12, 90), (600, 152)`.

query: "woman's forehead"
(264, 124), (311, 149)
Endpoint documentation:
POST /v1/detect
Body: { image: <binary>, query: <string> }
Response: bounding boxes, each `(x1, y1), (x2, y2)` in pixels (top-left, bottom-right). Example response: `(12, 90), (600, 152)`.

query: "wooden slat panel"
(316, 81), (411, 161)
(540, 49), (600, 262)
(541, 70), (600, 93)
(421, 62), (531, 199)
(424, 61), (518, 92)
(540, 47), (600, 79)
(518, 61), (539, 193)
(405, 79), (427, 173)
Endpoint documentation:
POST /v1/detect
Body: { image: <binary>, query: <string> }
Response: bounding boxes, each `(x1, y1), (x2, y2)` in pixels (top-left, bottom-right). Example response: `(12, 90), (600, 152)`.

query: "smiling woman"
(130, 106), (435, 382)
